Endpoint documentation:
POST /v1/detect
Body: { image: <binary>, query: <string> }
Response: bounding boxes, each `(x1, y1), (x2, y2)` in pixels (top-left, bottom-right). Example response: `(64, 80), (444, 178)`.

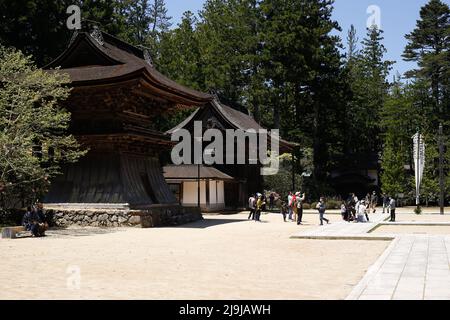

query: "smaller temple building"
(167, 98), (295, 210)
(163, 165), (233, 212)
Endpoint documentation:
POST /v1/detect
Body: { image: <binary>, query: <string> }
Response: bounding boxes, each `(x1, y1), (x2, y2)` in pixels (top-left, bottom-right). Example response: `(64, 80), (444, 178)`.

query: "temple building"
(43, 28), (212, 227)
(167, 98), (295, 210)
(163, 164), (233, 212)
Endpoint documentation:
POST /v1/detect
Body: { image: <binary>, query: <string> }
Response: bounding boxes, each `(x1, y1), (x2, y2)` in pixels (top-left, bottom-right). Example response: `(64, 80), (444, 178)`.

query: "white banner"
(412, 133), (425, 205)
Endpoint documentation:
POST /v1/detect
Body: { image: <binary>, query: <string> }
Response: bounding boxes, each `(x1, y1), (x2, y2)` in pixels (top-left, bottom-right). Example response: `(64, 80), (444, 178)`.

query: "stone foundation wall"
(46, 206), (203, 228)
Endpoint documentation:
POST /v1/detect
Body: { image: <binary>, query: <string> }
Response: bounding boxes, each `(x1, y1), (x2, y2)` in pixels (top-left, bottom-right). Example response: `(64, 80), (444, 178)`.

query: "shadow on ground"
(44, 227), (125, 239)
(173, 218), (249, 229)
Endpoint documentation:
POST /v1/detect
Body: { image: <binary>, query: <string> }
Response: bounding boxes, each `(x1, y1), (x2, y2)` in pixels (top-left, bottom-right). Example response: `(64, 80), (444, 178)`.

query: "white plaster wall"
(182, 181), (206, 206)
(209, 180), (217, 205)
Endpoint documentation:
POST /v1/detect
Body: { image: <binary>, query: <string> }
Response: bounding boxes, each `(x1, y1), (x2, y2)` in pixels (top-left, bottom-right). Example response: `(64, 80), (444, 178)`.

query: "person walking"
(316, 197), (329, 226)
(248, 194), (256, 220)
(389, 197), (396, 222)
(370, 191), (378, 213)
(297, 192), (306, 225)
(382, 193), (390, 214)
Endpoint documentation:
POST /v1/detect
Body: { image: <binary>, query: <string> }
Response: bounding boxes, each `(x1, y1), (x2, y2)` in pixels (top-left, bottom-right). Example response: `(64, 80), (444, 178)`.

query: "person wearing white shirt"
(357, 201), (368, 223)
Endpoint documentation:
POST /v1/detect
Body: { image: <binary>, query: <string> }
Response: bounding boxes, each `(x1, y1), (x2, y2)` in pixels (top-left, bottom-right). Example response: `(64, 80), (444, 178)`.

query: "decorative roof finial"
(90, 25), (104, 46)
(208, 90), (220, 100)
(68, 30), (79, 46)
(143, 49), (153, 66)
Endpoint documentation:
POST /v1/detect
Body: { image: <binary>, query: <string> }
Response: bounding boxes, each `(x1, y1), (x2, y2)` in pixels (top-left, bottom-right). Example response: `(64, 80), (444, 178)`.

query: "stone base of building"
(45, 205), (203, 228)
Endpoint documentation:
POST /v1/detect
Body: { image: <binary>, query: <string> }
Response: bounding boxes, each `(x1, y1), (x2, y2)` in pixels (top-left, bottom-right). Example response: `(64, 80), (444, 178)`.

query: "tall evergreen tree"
(403, 0), (450, 124)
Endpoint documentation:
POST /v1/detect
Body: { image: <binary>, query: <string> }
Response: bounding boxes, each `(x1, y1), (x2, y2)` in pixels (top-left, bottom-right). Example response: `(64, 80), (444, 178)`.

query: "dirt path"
(0, 213), (388, 300)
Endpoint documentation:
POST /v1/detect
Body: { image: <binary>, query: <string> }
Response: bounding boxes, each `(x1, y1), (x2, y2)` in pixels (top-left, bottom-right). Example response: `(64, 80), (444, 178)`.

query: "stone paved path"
(347, 235), (450, 300)
(291, 213), (390, 239)
(292, 213), (450, 300)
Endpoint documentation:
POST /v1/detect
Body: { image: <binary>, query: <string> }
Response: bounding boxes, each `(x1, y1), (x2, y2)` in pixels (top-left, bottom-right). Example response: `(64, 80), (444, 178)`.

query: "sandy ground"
(0, 212), (388, 300)
(389, 213), (450, 223)
(373, 225), (450, 235)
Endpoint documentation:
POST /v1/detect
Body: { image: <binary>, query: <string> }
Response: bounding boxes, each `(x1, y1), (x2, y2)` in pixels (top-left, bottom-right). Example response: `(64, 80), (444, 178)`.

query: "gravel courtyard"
(0, 212), (388, 300)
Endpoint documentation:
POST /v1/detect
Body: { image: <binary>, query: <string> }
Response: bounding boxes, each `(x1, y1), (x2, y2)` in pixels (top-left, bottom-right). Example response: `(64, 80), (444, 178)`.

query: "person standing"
(281, 202), (288, 222)
(248, 194), (256, 220)
(357, 200), (368, 223)
(269, 193), (275, 210)
(389, 197), (396, 222)
(255, 195), (265, 222)
(292, 192), (299, 222)
(382, 193), (390, 214)
(341, 202), (348, 221)
(316, 197), (329, 226)
(370, 191), (378, 213)
(287, 192), (293, 221)
(297, 193), (306, 225)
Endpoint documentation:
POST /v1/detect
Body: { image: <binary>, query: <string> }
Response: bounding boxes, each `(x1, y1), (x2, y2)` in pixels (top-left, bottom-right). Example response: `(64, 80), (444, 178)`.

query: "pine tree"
(403, 0), (450, 124)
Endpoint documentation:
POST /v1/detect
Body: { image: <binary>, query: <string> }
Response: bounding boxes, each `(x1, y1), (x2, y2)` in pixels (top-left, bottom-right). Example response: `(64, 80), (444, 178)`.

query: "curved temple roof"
(45, 30), (212, 106)
(168, 99), (298, 152)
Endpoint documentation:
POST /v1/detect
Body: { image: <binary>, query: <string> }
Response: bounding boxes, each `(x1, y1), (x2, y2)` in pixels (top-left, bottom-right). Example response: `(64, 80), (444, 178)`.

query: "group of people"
(248, 190), (398, 226)
(340, 192), (397, 223)
(22, 203), (48, 237)
(280, 192), (306, 225)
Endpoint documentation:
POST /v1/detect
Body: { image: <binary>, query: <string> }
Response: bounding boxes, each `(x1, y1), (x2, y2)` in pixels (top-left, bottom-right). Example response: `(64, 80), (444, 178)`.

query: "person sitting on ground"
(22, 206), (46, 237)
(36, 203), (49, 233)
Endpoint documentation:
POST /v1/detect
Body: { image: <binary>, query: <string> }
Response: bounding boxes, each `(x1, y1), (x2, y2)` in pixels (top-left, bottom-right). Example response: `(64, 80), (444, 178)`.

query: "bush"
(414, 206), (422, 215)
(326, 200), (342, 210)
(308, 200), (340, 210)
(302, 203), (311, 210)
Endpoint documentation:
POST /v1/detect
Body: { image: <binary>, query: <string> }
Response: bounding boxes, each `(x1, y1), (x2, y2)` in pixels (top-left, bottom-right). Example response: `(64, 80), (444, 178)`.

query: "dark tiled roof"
(168, 99), (297, 151)
(163, 165), (234, 180)
(45, 31), (212, 104)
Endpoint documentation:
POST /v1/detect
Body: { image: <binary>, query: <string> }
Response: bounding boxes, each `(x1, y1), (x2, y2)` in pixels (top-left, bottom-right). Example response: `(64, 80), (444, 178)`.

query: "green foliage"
(414, 206), (423, 215)
(379, 0), (449, 205)
(0, 45), (86, 207)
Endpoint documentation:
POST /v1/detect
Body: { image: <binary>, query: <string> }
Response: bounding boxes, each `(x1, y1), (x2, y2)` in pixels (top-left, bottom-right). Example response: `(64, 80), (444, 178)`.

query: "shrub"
(326, 200), (342, 209)
(414, 206), (422, 215)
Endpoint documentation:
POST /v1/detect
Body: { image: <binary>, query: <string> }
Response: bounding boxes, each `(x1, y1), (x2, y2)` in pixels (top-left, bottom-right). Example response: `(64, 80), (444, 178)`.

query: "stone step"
(1, 226), (32, 239)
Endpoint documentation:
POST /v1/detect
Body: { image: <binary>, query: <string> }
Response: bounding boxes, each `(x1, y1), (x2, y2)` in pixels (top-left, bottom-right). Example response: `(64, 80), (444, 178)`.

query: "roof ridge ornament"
(208, 90), (220, 100)
(136, 45), (154, 66)
(90, 25), (104, 46)
(143, 49), (154, 67)
(68, 30), (79, 46)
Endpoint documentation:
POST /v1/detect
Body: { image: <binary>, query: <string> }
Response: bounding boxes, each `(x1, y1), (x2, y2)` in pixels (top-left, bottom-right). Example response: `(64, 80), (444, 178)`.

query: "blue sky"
(165, 0), (437, 77)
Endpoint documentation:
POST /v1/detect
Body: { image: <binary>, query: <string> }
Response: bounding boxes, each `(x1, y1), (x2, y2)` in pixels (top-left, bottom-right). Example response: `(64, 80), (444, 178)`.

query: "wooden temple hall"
(42, 27), (294, 226)
(43, 27), (212, 225)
